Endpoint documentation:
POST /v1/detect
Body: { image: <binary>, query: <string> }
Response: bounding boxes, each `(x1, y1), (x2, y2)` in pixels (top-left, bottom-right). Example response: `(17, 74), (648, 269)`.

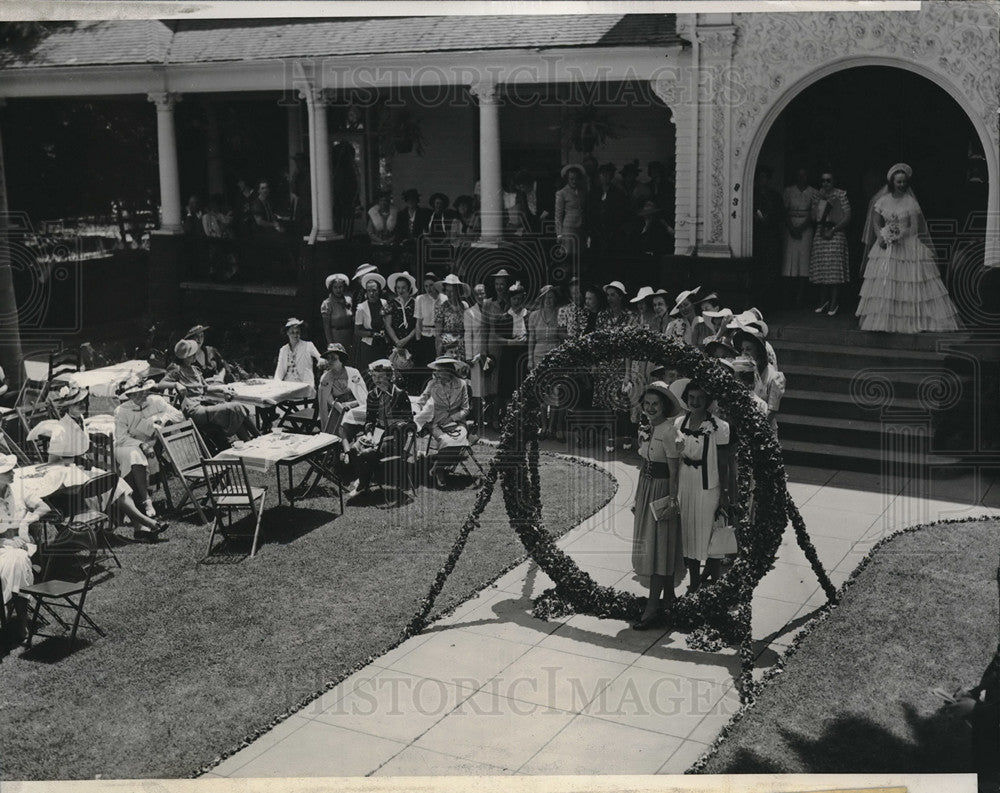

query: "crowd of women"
(769, 162), (960, 333)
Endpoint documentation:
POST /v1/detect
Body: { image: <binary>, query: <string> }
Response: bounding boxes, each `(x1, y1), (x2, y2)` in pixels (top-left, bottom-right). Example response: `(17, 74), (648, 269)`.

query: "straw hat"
(352, 263), (378, 281)
(387, 271), (417, 293)
(325, 273), (350, 290)
(52, 384), (89, 407)
(428, 357), (464, 373)
(670, 287), (701, 316)
(369, 359), (394, 372)
(641, 380), (683, 418)
(436, 273), (471, 298)
(323, 343), (349, 361)
(174, 338), (199, 360)
(732, 328), (767, 362)
(120, 379), (157, 398)
(703, 338), (738, 358)
(47, 417), (91, 458)
(360, 272), (386, 290)
(491, 268), (513, 279)
(536, 284), (559, 301)
(603, 281), (627, 297)
(184, 324), (210, 338)
(284, 317), (305, 330)
(668, 377), (691, 407)
(0, 453), (17, 475)
(630, 286), (657, 304)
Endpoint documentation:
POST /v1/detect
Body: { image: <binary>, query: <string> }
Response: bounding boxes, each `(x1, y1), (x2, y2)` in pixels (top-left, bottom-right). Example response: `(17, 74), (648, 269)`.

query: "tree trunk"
(0, 110), (25, 390)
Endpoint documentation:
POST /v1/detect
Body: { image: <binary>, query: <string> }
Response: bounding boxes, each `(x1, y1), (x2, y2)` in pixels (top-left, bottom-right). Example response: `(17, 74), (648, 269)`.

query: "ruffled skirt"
(856, 237), (960, 334)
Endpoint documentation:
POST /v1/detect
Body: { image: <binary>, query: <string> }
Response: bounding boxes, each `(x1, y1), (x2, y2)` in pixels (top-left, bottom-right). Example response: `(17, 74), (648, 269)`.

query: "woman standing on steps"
(631, 382), (685, 630)
(809, 170), (851, 317)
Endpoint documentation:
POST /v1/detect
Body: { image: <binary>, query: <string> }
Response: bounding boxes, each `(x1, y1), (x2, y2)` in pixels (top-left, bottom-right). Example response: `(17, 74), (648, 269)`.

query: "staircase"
(768, 321), (970, 474)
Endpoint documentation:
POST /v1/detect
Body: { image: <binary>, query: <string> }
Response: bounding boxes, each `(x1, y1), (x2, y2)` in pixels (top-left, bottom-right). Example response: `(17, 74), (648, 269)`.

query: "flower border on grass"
(686, 513), (1000, 774)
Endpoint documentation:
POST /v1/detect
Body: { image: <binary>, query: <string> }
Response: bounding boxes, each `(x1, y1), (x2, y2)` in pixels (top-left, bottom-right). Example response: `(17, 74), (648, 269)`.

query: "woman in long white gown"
(856, 163), (960, 333)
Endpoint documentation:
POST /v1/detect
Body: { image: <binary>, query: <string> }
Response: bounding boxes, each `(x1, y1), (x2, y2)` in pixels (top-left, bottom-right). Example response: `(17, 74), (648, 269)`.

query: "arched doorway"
(752, 65), (990, 310)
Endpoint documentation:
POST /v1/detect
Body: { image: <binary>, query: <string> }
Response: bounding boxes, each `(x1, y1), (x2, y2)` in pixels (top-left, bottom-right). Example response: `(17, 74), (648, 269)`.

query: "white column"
(305, 87), (339, 241)
(470, 79), (502, 245)
(147, 92), (183, 234)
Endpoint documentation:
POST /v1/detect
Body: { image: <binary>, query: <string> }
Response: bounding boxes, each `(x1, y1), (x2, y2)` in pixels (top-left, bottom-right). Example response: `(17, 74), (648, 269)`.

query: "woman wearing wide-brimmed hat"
(593, 281), (636, 453)
(625, 288), (672, 428)
(184, 324), (231, 384)
(353, 271), (389, 371)
(732, 327), (785, 435)
(555, 163), (588, 255)
(114, 379), (183, 518)
(435, 274), (471, 360)
(668, 378), (731, 593)
(416, 357), (471, 489)
(384, 271), (420, 387)
(665, 287), (712, 348)
(630, 381), (686, 630)
(463, 282), (496, 433)
(316, 343), (368, 439)
(320, 273), (354, 354)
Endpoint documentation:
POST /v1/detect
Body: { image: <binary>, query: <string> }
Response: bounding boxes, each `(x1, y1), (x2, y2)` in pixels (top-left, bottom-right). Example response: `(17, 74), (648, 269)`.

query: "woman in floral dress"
(434, 274), (470, 360)
(809, 170), (852, 316)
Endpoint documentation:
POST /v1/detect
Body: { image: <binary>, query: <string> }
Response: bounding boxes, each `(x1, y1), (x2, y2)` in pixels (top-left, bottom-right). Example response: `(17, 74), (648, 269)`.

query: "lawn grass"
(0, 450), (615, 781)
(700, 517), (999, 775)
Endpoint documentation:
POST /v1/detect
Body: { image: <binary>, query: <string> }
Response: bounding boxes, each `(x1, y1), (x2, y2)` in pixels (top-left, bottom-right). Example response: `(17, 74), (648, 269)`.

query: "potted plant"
(377, 106), (427, 157)
(563, 107), (622, 154)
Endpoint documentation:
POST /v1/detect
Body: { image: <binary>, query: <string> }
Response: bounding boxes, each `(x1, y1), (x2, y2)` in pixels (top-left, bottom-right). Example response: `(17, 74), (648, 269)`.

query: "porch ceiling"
(0, 15), (681, 69)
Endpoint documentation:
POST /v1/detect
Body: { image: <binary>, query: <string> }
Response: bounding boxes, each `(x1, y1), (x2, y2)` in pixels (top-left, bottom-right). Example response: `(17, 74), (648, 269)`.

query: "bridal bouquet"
(879, 220), (902, 246)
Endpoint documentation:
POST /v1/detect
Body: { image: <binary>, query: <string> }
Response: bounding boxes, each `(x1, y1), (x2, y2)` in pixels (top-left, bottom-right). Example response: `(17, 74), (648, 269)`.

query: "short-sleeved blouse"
(667, 413), (730, 491)
(638, 419), (677, 464)
(386, 298), (417, 337)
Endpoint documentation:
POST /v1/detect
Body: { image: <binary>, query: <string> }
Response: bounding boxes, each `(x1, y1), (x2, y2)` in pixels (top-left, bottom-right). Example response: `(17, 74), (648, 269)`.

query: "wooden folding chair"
(16, 353), (54, 409)
(16, 402), (60, 462)
(155, 419), (212, 524)
(21, 525), (107, 651)
(40, 472), (122, 569)
(200, 458), (268, 558)
(0, 428), (33, 466)
(376, 421), (418, 507)
(48, 347), (82, 389)
(276, 398), (320, 435)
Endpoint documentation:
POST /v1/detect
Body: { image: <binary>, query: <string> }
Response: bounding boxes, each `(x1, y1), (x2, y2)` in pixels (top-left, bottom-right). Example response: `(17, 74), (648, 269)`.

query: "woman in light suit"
(555, 164), (588, 255)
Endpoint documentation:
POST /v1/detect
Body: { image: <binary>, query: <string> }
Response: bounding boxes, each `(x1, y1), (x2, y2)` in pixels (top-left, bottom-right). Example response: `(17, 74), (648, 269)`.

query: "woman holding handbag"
(668, 379), (731, 593)
(630, 381), (685, 630)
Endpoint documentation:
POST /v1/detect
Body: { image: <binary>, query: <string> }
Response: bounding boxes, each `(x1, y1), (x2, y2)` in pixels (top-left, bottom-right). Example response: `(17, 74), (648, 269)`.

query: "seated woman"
(415, 358), (470, 489)
(160, 339), (258, 445)
(114, 380), (184, 518)
(274, 318), (325, 395)
(0, 453), (42, 641)
(345, 360), (413, 500)
(316, 343), (368, 454)
(184, 324), (231, 383)
(25, 416), (168, 542)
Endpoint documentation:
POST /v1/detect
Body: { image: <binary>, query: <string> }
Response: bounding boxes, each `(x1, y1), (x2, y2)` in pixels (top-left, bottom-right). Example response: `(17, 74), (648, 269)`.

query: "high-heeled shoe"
(813, 301), (830, 314)
(631, 609), (668, 631)
(827, 305), (840, 316)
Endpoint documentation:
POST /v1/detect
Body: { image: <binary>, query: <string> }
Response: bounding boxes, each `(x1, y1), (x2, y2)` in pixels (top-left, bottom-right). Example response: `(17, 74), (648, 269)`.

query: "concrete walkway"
(205, 456), (1000, 779)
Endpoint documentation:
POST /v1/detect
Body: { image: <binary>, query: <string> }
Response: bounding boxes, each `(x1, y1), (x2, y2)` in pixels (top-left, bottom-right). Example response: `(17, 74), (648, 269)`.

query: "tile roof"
(0, 15), (681, 69)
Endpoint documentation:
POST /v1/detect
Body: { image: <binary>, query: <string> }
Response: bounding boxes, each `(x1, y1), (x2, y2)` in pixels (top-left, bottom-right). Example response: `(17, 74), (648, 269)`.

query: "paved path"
(205, 456), (1000, 778)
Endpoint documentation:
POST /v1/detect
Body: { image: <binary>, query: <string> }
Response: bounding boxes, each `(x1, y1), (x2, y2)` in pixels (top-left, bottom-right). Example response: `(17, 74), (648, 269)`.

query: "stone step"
(780, 437), (962, 475)
(767, 321), (974, 352)
(771, 340), (947, 370)
(780, 389), (926, 421)
(778, 412), (929, 450)
(781, 362), (942, 399)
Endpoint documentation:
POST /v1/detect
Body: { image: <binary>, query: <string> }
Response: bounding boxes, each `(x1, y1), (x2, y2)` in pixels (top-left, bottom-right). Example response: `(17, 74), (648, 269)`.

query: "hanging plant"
(376, 106), (427, 157)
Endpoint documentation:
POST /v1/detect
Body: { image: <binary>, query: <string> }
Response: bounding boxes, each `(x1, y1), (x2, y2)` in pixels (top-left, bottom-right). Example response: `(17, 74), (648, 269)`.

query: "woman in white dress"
(856, 163), (960, 333)
(463, 283), (495, 434)
(668, 379), (731, 592)
(114, 380), (183, 518)
(781, 167), (818, 308)
(274, 318), (325, 396)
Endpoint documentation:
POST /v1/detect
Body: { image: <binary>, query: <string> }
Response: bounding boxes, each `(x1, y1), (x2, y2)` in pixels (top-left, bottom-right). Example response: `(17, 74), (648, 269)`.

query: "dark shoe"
(133, 528), (160, 544)
(631, 610), (667, 631)
(153, 521), (169, 534)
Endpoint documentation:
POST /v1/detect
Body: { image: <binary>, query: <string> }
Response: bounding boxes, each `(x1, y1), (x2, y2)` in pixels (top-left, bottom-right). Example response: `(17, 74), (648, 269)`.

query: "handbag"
(389, 347), (413, 370)
(707, 511), (737, 557)
(648, 494), (679, 523)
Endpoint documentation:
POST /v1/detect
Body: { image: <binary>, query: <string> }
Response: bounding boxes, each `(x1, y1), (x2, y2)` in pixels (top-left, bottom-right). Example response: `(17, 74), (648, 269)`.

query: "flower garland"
(490, 325), (836, 700)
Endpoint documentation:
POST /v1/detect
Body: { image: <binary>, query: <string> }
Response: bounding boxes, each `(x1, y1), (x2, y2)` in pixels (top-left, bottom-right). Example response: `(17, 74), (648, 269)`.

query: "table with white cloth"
(227, 379), (315, 432)
(65, 360), (152, 415)
(227, 379), (314, 407)
(13, 462), (129, 546)
(212, 431), (342, 507)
